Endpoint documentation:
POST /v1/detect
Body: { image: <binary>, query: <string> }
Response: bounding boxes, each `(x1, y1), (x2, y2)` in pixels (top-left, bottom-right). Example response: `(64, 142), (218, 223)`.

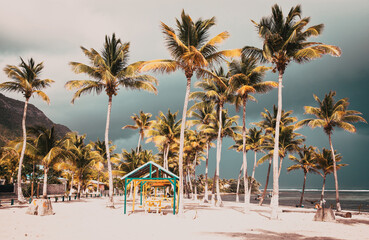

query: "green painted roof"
(121, 161), (179, 180)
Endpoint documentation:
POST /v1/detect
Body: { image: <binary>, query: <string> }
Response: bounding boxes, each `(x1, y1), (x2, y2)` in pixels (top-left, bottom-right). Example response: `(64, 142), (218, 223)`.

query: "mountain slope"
(0, 93), (71, 146)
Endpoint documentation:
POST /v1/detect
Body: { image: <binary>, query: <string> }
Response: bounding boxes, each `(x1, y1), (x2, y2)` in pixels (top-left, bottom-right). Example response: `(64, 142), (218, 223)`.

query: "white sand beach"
(1, 196), (368, 240)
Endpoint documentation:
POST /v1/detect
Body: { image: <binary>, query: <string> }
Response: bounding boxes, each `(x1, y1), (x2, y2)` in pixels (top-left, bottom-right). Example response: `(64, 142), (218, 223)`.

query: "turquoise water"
(221, 190), (369, 212)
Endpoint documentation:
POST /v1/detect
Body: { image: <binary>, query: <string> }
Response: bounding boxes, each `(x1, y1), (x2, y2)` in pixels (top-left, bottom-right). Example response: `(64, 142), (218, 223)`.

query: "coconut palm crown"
(122, 111), (152, 152)
(65, 33), (157, 206)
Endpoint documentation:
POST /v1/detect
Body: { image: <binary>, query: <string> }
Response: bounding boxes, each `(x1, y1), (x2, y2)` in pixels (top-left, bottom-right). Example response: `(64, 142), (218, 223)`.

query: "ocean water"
(220, 190), (369, 212)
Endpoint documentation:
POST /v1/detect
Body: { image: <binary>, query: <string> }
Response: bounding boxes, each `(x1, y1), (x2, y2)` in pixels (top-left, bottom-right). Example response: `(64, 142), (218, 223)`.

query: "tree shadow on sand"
(336, 218), (369, 226)
(202, 229), (343, 240)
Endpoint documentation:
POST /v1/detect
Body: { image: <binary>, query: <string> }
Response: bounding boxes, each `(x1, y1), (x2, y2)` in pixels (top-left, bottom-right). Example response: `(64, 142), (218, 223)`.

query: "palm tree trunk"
(17, 97), (29, 203)
(236, 163), (243, 202)
(31, 161), (35, 198)
(329, 133), (341, 211)
(187, 168), (193, 198)
(42, 168), (48, 198)
(203, 142), (209, 203)
(77, 180), (81, 199)
(270, 72), (283, 219)
(278, 156), (284, 178)
(177, 77), (192, 214)
(248, 151), (258, 197)
(215, 104), (223, 207)
(242, 99), (250, 211)
(129, 182), (133, 199)
(259, 159), (272, 206)
(192, 153), (197, 200)
(299, 171), (307, 207)
(164, 144), (170, 170)
(105, 95), (114, 207)
(69, 174), (74, 197)
(211, 165), (217, 204)
(137, 132), (142, 152)
(97, 172), (100, 194)
(320, 175), (327, 206)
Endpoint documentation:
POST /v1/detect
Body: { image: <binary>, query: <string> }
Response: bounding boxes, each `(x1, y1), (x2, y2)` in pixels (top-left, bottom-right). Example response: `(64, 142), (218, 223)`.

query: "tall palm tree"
(296, 91), (366, 211)
(0, 58), (54, 202)
(228, 56), (276, 209)
(190, 67), (236, 206)
(314, 148), (346, 206)
(122, 111), (152, 152)
(188, 101), (217, 202)
(228, 133), (249, 203)
(146, 109), (181, 170)
(203, 109), (241, 206)
(29, 126), (68, 198)
(287, 145), (317, 207)
(246, 127), (266, 195)
(254, 106), (297, 205)
(183, 130), (206, 199)
(243, 4), (341, 219)
(65, 33), (157, 207)
(140, 10), (240, 213)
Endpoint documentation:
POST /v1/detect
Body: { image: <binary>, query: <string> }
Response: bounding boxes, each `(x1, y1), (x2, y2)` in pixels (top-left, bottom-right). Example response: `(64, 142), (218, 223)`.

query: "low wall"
(15, 183), (66, 196)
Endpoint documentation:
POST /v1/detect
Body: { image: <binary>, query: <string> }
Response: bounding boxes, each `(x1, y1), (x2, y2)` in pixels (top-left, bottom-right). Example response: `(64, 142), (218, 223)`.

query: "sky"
(0, 0), (368, 190)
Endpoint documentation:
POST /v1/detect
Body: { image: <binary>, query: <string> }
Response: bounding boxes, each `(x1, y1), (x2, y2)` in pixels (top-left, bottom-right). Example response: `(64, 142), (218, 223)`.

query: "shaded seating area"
(121, 161), (179, 215)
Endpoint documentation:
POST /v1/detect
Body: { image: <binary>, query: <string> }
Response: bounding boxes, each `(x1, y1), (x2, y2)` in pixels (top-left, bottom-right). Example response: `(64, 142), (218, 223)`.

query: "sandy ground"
(0, 196), (368, 240)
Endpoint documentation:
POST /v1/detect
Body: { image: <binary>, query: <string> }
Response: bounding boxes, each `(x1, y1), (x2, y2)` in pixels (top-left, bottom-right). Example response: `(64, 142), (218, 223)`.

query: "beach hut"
(121, 161), (179, 215)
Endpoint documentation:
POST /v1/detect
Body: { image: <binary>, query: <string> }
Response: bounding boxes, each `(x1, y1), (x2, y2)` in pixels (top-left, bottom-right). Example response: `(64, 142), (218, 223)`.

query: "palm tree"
(65, 33), (158, 207)
(254, 106), (297, 205)
(243, 4), (341, 219)
(146, 109), (181, 170)
(228, 133), (249, 203)
(0, 58), (54, 202)
(122, 111), (152, 152)
(314, 148), (346, 206)
(228, 56), (276, 209)
(287, 145), (317, 207)
(296, 91), (366, 211)
(203, 109), (241, 206)
(188, 101), (217, 202)
(29, 126), (67, 198)
(190, 67), (236, 206)
(140, 10), (240, 213)
(246, 127), (266, 195)
(183, 130), (206, 199)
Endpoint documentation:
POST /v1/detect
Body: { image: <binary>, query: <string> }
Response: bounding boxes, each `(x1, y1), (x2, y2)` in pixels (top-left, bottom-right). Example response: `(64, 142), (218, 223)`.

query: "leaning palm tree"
(188, 101), (217, 202)
(287, 145), (317, 207)
(122, 111), (152, 152)
(140, 10), (240, 213)
(314, 148), (346, 206)
(29, 126), (68, 198)
(190, 67), (236, 206)
(254, 106), (297, 205)
(146, 109), (181, 170)
(229, 56), (276, 209)
(296, 91), (366, 211)
(243, 4), (341, 219)
(65, 33), (157, 207)
(203, 109), (241, 206)
(0, 58), (54, 202)
(246, 127), (266, 195)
